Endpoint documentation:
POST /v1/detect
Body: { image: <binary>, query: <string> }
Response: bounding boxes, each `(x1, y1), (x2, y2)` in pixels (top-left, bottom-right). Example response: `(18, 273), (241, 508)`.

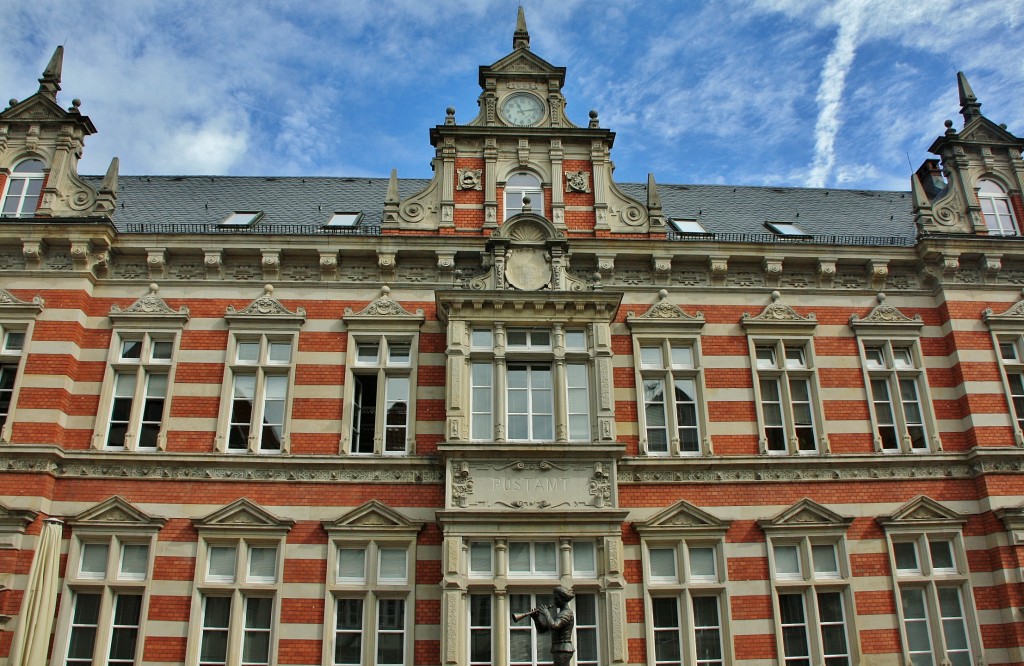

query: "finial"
(770, 290), (781, 302)
(386, 168), (399, 205)
(513, 6), (530, 50)
(38, 45), (64, 100)
(647, 173), (662, 211)
(149, 283), (159, 294)
(100, 157), (119, 194)
(380, 285), (391, 296)
(7, 99), (16, 108)
(658, 289), (669, 301)
(589, 109), (599, 128)
(69, 98), (81, 113)
(263, 284), (274, 295)
(944, 119), (955, 136)
(876, 292), (886, 304)
(957, 71), (982, 124)
(522, 196), (532, 213)
(445, 106), (456, 125)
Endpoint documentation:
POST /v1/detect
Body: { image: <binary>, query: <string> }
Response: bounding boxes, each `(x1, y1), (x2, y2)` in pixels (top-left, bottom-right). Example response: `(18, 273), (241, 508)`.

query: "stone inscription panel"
(450, 459), (613, 509)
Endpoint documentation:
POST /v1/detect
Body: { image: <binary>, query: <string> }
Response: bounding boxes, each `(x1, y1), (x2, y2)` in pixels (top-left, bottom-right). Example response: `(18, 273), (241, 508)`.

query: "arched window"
(1, 159), (46, 218)
(978, 179), (1018, 236)
(504, 172), (544, 220)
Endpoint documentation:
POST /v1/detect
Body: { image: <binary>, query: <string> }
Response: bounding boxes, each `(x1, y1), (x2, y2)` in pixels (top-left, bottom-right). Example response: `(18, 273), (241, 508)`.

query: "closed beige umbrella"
(8, 518), (63, 666)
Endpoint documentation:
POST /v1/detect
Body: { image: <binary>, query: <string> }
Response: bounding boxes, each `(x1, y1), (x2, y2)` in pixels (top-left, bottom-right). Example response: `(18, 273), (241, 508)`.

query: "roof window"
(669, 218), (709, 234)
(324, 212), (363, 228)
(764, 221), (810, 237)
(220, 211), (262, 227)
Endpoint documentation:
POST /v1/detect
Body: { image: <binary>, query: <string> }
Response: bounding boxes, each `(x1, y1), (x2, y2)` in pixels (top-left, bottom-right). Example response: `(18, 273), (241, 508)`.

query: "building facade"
(2, 11), (1024, 666)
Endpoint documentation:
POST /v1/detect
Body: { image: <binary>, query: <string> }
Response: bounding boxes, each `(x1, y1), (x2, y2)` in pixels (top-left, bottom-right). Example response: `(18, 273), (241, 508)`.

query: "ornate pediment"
(344, 286), (425, 321)
(627, 290), (704, 332)
(0, 95), (68, 123)
(958, 116), (1020, 145)
(0, 289), (43, 318)
(880, 495), (965, 528)
(849, 293), (923, 332)
(69, 496), (165, 531)
(109, 283), (189, 324)
(758, 498), (852, 532)
(487, 49), (563, 81)
(194, 498), (294, 534)
(984, 290), (1024, 329)
(322, 500), (422, 537)
(224, 284), (305, 328)
(741, 290), (817, 332)
(635, 500), (729, 535)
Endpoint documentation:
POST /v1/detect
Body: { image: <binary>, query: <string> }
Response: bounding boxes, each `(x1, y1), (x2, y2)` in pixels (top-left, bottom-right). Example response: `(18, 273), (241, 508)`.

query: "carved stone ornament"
(849, 292), (923, 331)
(627, 290), (704, 324)
(565, 170), (591, 193)
(505, 248), (552, 291)
(634, 499), (730, 535)
(983, 289), (1024, 327)
(879, 495), (966, 528)
(194, 497), (295, 533)
(344, 285), (425, 318)
(322, 500), (423, 537)
(452, 462), (475, 508)
(0, 289), (43, 316)
(456, 168), (482, 191)
(109, 283), (189, 322)
(757, 498), (852, 532)
(68, 495), (165, 530)
(741, 290), (816, 330)
(226, 284), (305, 318)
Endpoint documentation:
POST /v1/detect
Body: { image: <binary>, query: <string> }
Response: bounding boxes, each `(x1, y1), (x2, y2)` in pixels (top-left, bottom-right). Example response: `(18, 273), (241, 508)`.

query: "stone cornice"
(0, 445), (444, 484)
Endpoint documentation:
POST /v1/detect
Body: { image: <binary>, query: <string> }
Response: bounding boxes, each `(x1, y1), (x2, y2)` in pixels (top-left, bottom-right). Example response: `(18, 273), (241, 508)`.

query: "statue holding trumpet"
(511, 585), (575, 666)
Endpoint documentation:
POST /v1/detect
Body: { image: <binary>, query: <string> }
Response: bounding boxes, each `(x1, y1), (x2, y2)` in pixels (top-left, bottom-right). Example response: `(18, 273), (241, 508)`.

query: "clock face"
(501, 93), (545, 127)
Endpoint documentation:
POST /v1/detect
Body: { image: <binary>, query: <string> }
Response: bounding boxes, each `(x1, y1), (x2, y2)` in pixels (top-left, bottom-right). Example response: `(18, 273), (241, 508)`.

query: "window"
(1, 158), (45, 218)
(668, 218), (709, 234)
(470, 325), (593, 442)
(996, 334), (1024, 439)
(197, 541), (280, 666)
(504, 172), (544, 219)
(349, 336), (413, 455)
(862, 340), (931, 452)
(890, 535), (975, 666)
(225, 334), (294, 453)
(0, 326), (25, 429)
(644, 543), (727, 666)
(751, 340), (821, 454)
(328, 541), (413, 666)
(977, 179), (1018, 236)
(103, 333), (175, 450)
(63, 537), (152, 666)
(769, 539), (852, 666)
(882, 497), (979, 666)
(765, 221), (811, 237)
(325, 212), (363, 228)
(220, 211), (262, 227)
(636, 340), (704, 456)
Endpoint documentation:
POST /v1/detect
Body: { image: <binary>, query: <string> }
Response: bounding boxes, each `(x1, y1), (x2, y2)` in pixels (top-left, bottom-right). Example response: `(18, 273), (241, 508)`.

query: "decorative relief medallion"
(565, 170), (591, 193)
(505, 248), (551, 291)
(456, 168), (482, 191)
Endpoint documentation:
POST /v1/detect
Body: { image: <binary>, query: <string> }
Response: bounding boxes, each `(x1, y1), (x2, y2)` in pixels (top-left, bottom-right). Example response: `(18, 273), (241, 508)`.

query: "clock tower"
(384, 7), (661, 236)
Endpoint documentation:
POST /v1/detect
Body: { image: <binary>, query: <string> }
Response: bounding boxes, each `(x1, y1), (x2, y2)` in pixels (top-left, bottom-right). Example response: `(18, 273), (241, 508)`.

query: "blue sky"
(2, 1), (1023, 191)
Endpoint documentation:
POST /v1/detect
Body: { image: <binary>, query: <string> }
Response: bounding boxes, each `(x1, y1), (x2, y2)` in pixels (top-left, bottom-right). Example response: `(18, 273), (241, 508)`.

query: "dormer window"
(504, 172), (544, 220)
(325, 212), (362, 228)
(669, 218), (709, 234)
(220, 211), (262, 227)
(977, 179), (1018, 236)
(1, 159), (45, 218)
(765, 221), (811, 237)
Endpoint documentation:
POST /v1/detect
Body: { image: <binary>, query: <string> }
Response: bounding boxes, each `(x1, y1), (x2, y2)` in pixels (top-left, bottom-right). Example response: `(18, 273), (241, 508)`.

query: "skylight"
(221, 211), (262, 227)
(669, 218), (708, 234)
(765, 221), (810, 237)
(325, 212), (362, 227)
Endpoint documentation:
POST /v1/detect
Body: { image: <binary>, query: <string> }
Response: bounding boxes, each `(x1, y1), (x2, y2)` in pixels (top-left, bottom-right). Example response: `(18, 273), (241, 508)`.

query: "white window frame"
(633, 338), (707, 456)
(0, 324), (27, 435)
(749, 338), (825, 455)
(859, 339), (936, 453)
(977, 178), (1018, 236)
(993, 331), (1024, 445)
(503, 171), (545, 220)
(53, 517), (159, 666)
(96, 331), (178, 451)
(325, 539), (415, 666)
(1, 158), (46, 218)
(218, 333), (295, 453)
(347, 334), (416, 456)
(469, 324), (595, 443)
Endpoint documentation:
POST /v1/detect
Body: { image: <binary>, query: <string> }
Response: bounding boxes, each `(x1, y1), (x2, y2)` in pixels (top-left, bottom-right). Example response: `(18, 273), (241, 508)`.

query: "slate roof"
(78, 175), (917, 244)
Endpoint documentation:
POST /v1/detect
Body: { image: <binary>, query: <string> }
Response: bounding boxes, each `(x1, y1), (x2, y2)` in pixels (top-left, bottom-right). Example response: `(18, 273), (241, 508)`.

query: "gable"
(323, 500), (422, 537)
(194, 498), (294, 533)
(759, 498), (852, 532)
(635, 499), (730, 535)
(69, 496), (165, 531)
(880, 495), (965, 528)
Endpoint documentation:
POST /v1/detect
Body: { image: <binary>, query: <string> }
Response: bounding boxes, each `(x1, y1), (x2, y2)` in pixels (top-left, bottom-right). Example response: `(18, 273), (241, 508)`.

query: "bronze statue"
(511, 585), (575, 666)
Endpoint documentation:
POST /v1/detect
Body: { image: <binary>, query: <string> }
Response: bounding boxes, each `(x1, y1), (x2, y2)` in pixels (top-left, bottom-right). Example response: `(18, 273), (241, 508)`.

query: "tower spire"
(957, 71), (982, 124)
(38, 45), (64, 101)
(513, 6), (530, 50)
